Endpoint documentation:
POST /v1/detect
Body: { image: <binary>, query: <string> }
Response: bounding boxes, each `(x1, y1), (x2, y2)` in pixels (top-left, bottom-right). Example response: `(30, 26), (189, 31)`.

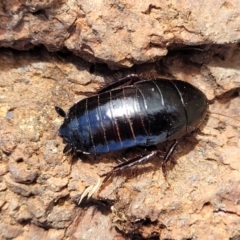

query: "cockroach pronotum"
(55, 74), (208, 181)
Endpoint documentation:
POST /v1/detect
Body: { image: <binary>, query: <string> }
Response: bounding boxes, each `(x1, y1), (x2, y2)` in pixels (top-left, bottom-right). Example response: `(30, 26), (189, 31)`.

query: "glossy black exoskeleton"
(55, 74), (208, 178)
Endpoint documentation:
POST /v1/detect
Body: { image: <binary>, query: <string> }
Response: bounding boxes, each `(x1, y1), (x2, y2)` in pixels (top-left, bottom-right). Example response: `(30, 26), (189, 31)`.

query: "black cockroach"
(55, 74), (208, 179)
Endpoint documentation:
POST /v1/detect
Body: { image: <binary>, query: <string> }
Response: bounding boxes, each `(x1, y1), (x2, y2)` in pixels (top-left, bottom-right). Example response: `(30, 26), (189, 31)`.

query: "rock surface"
(0, 1), (240, 240)
(1, 0), (240, 68)
(0, 45), (240, 239)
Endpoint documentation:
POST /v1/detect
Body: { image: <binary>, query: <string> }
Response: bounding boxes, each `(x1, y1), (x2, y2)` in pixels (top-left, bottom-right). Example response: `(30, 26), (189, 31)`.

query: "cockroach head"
(56, 110), (87, 155)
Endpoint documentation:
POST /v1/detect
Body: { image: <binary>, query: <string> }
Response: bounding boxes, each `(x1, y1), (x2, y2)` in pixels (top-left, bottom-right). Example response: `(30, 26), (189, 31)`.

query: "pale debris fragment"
(78, 177), (102, 205)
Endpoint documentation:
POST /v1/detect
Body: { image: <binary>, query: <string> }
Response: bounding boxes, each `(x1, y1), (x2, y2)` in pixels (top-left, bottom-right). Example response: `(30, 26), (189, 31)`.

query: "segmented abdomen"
(69, 80), (188, 154)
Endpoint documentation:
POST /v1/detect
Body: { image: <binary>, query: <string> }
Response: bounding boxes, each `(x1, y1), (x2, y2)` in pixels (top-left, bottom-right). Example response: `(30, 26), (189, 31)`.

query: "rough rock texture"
(1, 45), (240, 239)
(0, 0), (240, 68)
(0, 1), (240, 240)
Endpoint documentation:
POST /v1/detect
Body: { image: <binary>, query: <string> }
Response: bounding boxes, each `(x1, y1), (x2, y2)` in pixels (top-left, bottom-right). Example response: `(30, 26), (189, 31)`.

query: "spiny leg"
(81, 152), (159, 199)
(86, 140), (178, 196)
(101, 140), (178, 185)
(97, 74), (142, 93)
(102, 150), (161, 183)
(162, 139), (178, 180)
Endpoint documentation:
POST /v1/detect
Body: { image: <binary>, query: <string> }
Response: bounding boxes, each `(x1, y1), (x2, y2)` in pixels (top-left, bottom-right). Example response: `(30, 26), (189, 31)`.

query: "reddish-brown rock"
(1, 1), (240, 68)
(0, 1), (240, 239)
(0, 45), (240, 239)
